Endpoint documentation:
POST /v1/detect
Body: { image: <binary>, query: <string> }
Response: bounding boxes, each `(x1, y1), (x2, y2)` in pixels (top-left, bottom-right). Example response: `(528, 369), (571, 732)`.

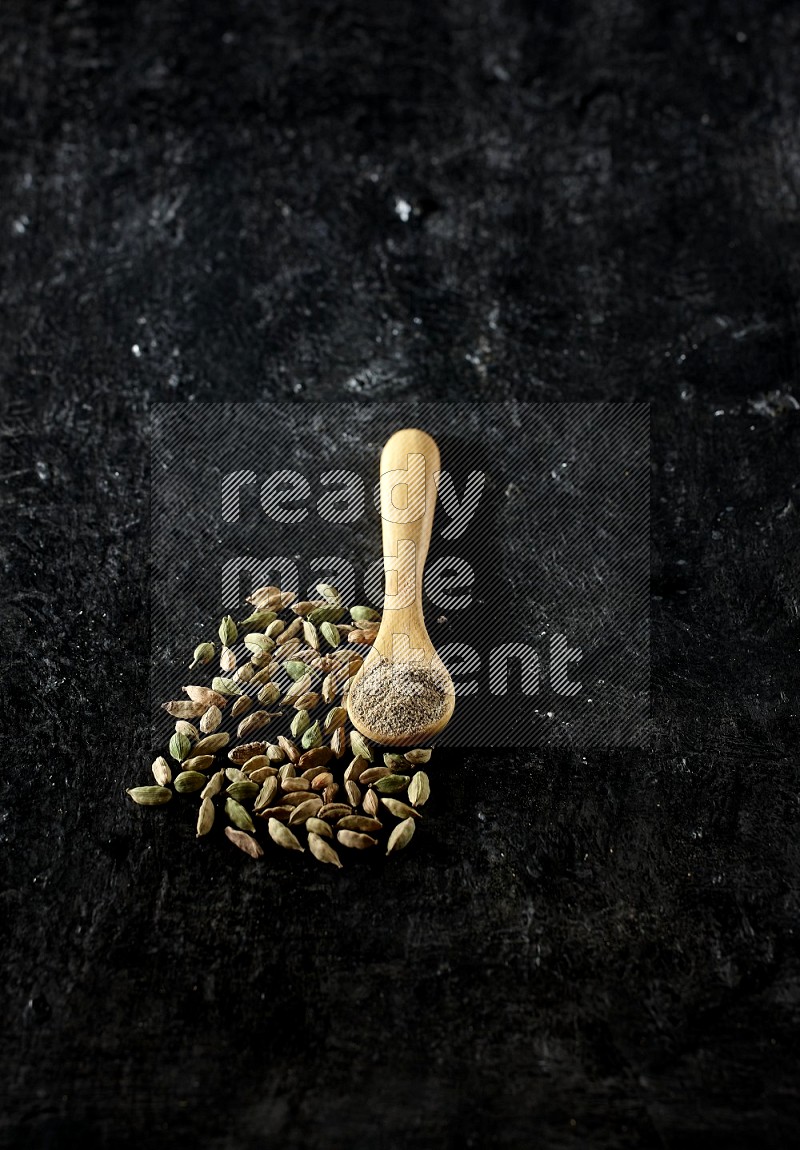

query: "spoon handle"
(378, 428), (440, 616)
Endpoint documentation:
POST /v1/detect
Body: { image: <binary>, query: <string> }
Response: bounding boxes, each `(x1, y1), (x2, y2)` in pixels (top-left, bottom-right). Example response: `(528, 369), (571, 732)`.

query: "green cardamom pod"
(257, 682), (280, 705)
(319, 621), (341, 649)
(226, 779), (260, 802)
(350, 605), (380, 622)
(174, 770), (207, 793)
(383, 752), (407, 769)
(386, 817), (415, 855)
(284, 660), (316, 682)
(201, 770), (225, 800)
(225, 797), (255, 832)
(211, 676), (243, 696)
(196, 797), (215, 837)
(404, 748), (432, 764)
(349, 731), (373, 761)
(323, 706), (347, 733)
(315, 583), (343, 606)
(168, 732), (191, 762)
(127, 785), (172, 806)
(243, 632), (275, 656)
(373, 774), (410, 794)
(308, 604), (345, 626)
(238, 609), (276, 629)
(189, 641), (215, 668)
(408, 771), (430, 807)
(290, 709), (311, 738)
(300, 719), (322, 750)
(218, 615), (238, 646)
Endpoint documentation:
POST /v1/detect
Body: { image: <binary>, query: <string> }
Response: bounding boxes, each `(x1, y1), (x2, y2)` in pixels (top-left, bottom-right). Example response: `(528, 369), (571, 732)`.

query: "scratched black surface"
(2, 1), (800, 1147)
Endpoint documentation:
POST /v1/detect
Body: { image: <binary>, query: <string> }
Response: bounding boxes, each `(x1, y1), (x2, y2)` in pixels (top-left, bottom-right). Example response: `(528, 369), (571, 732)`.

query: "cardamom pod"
(242, 754), (271, 774)
(227, 740), (267, 764)
(224, 826), (264, 858)
(298, 746), (334, 770)
(290, 709), (310, 738)
(362, 788), (380, 818)
(336, 829), (377, 850)
(183, 755), (214, 772)
(192, 731), (230, 755)
(199, 705), (222, 734)
(350, 605), (381, 623)
(404, 748), (432, 764)
(196, 797), (215, 837)
(276, 617), (303, 643)
(265, 619), (285, 638)
(174, 771), (206, 793)
(151, 755), (172, 786)
(226, 767), (247, 782)
(338, 815), (382, 833)
(359, 765), (390, 783)
(380, 797), (422, 820)
(383, 752), (407, 769)
(306, 816), (332, 840)
(225, 797), (255, 832)
(308, 832), (343, 868)
(183, 685), (228, 708)
(293, 691), (320, 710)
(174, 720), (200, 743)
(220, 645), (236, 672)
(218, 615), (238, 646)
(323, 706), (347, 733)
(255, 805), (292, 822)
(373, 774), (410, 794)
(234, 663), (255, 682)
(253, 777), (278, 810)
(238, 609), (276, 629)
(281, 777), (310, 793)
(127, 785), (172, 806)
(190, 641), (215, 668)
(168, 732), (192, 762)
(257, 682), (280, 706)
(249, 765), (279, 784)
(284, 659), (316, 681)
(309, 771), (334, 791)
(318, 802), (353, 822)
(300, 720), (322, 750)
(267, 818), (304, 852)
(320, 621), (341, 650)
(302, 620), (320, 651)
(162, 701), (207, 719)
(277, 736), (300, 763)
(315, 583), (343, 606)
(308, 604), (345, 626)
(349, 731), (373, 761)
(322, 782), (340, 804)
(244, 632), (275, 656)
(344, 780), (361, 806)
(201, 770), (225, 799)
(408, 771), (430, 807)
(226, 779), (260, 802)
(386, 817), (415, 855)
(231, 695), (253, 719)
(211, 676), (242, 697)
(245, 585), (283, 609)
(344, 756), (368, 782)
(330, 726), (347, 759)
(288, 797), (323, 825)
(266, 743), (285, 763)
(321, 672), (336, 704)
(237, 710), (276, 738)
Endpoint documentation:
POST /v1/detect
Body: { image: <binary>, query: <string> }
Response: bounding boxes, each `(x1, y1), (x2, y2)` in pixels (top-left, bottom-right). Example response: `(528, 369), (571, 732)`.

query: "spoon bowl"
(346, 428), (455, 746)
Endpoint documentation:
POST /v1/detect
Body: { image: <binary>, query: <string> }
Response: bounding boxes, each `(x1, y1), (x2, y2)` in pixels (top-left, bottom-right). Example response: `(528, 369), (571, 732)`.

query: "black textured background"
(2, 1), (800, 1147)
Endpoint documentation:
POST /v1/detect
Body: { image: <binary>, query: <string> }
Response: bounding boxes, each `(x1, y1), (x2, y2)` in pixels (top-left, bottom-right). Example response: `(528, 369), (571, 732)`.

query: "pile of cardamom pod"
(128, 583), (431, 866)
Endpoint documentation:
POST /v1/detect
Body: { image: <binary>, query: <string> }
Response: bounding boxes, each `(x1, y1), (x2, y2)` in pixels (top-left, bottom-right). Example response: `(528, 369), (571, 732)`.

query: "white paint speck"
(394, 198), (412, 222)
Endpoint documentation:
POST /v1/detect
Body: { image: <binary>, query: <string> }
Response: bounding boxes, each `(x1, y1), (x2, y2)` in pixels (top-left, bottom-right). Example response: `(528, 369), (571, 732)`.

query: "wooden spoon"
(347, 427), (455, 747)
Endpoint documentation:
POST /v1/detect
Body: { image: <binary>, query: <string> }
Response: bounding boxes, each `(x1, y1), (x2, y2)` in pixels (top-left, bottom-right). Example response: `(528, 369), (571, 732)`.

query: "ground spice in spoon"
(349, 658), (450, 739)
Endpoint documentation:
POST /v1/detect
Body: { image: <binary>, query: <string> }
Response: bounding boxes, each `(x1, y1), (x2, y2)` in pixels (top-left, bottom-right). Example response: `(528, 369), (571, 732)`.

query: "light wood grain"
(347, 428), (455, 745)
